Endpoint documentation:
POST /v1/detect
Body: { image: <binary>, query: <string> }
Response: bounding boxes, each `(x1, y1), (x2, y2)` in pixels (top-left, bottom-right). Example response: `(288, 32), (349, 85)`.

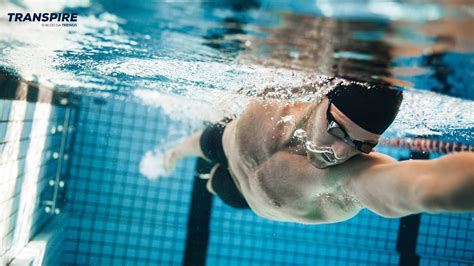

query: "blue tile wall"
(414, 154), (474, 264)
(417, 213), (473, 262)
(420, 256), (473, 266)
(64, 96), (196, 265)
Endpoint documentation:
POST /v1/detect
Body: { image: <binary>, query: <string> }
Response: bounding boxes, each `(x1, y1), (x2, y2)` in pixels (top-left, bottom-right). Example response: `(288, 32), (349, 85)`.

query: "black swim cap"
(326, 83), (403, 135)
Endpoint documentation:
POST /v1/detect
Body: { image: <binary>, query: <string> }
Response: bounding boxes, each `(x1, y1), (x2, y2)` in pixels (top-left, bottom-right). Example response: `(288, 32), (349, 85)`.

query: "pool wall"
(0, 72), (75, 265)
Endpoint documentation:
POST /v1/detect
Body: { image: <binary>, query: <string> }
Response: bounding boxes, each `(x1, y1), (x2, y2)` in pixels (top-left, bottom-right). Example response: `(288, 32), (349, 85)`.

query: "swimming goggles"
(326, 101), (377, 154)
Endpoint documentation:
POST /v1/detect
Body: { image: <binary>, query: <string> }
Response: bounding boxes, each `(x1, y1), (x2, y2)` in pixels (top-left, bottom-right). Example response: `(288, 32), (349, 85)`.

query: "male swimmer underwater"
(164, 83), (474, 224)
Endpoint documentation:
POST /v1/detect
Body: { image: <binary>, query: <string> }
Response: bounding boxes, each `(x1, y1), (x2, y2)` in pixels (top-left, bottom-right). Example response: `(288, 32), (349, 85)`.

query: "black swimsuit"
(199, 118), (250, 209)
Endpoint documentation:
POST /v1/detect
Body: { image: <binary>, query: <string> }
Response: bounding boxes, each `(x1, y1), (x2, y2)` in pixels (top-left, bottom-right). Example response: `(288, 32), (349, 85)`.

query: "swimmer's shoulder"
(234, 100), (291, 155)
(322, 151), (398, 182)
(236, 99), (302, 137)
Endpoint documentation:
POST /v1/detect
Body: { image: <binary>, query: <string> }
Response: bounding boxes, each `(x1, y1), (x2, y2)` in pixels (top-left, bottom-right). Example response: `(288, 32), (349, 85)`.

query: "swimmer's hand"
(163, 148), (181, 173)
(140, 145), (183, 179)
(141, 133), (204, 179)
(141, 132), (205, 179)
(163, 132), (206, 173)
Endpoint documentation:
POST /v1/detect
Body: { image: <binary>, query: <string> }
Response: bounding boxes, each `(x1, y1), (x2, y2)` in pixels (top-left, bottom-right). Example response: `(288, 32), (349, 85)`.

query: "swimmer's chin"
(309, 155), (349, 169)
(309, 159), (334, 169)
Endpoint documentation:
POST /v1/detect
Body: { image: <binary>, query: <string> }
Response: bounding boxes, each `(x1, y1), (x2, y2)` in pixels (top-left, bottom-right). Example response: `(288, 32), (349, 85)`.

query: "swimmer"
(164, 82), (474, 224)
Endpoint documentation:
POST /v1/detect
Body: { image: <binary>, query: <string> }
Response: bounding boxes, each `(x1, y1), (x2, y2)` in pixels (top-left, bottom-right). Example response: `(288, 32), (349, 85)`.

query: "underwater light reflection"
(13, 102), (51, 260)
(0, 100), (27, 263)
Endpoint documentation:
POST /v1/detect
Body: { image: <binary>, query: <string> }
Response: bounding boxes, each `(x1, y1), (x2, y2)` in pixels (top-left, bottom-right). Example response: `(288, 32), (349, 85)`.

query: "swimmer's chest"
(247, 180), (361, 224)
(243, 154), (360, 223)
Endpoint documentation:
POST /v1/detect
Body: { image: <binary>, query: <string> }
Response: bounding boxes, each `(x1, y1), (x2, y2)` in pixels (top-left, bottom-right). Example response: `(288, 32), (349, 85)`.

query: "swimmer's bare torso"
(166, 98), (474, 224)
(222, 100), (365, 224)
(220, 98), (474, 223)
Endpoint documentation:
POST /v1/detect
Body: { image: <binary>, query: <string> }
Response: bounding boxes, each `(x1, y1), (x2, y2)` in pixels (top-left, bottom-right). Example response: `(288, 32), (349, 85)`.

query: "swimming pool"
(0, 0), (473, 265)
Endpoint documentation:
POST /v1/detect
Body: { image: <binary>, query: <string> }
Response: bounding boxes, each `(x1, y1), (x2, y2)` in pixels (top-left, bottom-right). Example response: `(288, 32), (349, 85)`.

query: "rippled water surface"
(0, 0), (473, 142)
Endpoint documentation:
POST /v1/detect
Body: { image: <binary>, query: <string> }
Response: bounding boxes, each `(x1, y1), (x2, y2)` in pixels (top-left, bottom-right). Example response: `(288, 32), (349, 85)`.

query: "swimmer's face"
(307, 98), (381, 168)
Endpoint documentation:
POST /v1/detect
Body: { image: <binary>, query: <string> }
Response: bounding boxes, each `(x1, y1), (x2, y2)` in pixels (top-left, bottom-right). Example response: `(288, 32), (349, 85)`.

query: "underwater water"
(1, 1), (473, 266)
(0, 0), (473, 145)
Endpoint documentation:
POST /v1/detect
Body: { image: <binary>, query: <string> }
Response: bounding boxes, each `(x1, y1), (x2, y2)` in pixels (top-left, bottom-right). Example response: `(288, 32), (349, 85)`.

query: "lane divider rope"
(379, 137), (474, 154)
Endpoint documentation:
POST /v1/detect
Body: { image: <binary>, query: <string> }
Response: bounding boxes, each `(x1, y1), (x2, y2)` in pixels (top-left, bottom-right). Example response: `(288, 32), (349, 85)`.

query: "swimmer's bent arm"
(163, 132), (208, 172)
(342, 152), (474, 217)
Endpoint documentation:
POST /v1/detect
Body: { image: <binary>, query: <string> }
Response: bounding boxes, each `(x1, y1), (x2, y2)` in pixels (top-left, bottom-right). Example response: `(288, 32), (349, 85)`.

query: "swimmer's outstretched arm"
(343, 152), (474, 217)
(258, 151), (474, 220)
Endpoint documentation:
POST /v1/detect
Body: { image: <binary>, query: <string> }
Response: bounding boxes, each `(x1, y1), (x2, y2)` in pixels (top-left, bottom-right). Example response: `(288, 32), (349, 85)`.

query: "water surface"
(0, 0), (473, 143)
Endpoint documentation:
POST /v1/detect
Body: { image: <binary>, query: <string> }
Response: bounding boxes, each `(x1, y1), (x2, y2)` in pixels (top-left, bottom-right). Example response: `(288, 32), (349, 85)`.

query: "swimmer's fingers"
(163, 148), (179, 173)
